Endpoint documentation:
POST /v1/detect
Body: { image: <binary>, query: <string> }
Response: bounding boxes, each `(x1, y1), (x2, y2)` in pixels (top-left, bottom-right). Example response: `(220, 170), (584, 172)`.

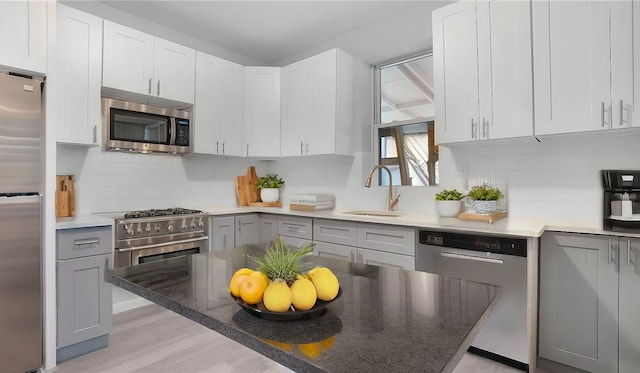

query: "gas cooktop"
(123, 208), (204, 219)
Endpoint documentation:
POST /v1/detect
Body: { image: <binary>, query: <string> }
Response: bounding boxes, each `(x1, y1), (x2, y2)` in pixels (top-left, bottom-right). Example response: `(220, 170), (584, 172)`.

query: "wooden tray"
(456, 210), (507, 224)
(248, 202), (282, 207)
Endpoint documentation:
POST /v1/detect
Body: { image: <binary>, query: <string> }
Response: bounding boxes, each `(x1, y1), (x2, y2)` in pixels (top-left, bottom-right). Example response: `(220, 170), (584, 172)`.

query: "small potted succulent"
(466, 184), (504, 215)
(435, 189), (465, 217)
(255, 173), (285, 203)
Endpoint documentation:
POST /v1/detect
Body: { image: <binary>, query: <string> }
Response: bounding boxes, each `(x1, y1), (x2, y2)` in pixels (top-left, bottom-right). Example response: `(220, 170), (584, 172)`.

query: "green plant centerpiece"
(467, 184), (504, 214)
(249, 236), (314, 285)
(255, 174), (284, 203)
(435, 188), (465, 217)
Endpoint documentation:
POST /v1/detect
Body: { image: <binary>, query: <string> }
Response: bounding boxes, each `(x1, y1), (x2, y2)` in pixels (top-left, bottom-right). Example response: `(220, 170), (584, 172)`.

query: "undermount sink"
(341, 210), (406, 218)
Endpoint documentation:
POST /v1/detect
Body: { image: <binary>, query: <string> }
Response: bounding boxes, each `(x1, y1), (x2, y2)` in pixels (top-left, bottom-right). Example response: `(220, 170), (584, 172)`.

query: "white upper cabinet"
(243, 66), (281, 158)
(433, 1), (479, 144)
(532, 1), (636, 135)
(433, 0), (532, 144)
(103, 21), (195, 104)
(55, 4), (102, 145)
(0, 0), (46, 74)
(193, 52), (243, 156)
(280, 49), (355, 156)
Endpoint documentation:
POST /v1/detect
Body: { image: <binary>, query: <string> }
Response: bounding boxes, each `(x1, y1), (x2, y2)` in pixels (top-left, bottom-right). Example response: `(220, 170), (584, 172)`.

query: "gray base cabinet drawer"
(278, 216), (313, 240)
(357, 224), (415, 256)
(57, 254), (112, 348)
(313, 219), (358, 246)
(57, 226), (112, 259)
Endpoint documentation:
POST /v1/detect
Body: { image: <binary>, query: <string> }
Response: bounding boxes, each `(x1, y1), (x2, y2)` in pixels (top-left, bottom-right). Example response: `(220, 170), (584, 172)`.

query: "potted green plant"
(255, 174), (285, 203)
(434, 189), (465, 217)
(466, 184), (504, 214)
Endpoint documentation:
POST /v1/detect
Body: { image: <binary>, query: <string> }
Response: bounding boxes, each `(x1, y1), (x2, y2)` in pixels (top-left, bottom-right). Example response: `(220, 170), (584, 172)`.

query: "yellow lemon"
(262, 279), (292, 312)
(239, 271), (268, 305)
(290, 277), (317, 311)
(308, 267), (339, 301)
(229, 268), (254, 298)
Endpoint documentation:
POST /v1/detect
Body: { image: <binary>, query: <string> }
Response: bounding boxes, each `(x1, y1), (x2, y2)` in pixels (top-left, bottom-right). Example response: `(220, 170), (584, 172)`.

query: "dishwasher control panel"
(419, 230), (527, 257)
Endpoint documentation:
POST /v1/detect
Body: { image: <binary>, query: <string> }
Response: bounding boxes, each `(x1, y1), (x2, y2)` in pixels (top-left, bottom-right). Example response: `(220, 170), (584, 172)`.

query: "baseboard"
(467, 346), (528, 372)
(112, 297), (153, 314)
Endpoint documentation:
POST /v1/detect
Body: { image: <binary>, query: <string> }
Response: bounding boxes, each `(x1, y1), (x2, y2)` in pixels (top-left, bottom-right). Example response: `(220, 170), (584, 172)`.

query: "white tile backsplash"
(58, 127), (640, 227)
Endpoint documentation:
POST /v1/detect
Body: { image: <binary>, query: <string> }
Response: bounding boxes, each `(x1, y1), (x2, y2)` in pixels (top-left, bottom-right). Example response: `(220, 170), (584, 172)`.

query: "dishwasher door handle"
(440, 251), (504, 264)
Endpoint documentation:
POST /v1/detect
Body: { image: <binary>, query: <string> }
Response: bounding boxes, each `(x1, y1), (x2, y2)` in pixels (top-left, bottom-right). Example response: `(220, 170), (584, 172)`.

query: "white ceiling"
(100, 1), (449, 65)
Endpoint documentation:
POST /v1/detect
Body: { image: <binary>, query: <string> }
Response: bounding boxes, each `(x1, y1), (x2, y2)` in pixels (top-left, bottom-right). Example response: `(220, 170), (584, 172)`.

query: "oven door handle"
(440, 251), (504, 264)
(117, 236), (209, 252)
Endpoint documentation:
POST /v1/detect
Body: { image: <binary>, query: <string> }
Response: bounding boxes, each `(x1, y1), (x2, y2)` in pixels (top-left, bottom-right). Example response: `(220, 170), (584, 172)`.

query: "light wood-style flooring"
(51, 304), (532, 373)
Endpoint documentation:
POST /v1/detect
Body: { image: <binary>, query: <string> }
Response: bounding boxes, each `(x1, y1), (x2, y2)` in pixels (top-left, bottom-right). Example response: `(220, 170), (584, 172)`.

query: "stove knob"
(126, 224), (134, 236)
(198, 220), (204, 228)
(190, 222), (197, 230)
(145, 223), (151, 233)
(167, 224), (174, 232)
(136, 224), (143, 235)
(154, 224), (161, 232)
(181, 224), (187, 232)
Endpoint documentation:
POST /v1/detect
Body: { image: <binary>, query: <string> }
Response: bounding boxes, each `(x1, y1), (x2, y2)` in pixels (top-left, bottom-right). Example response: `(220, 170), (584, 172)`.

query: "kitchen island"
(106, 245), (501, 373)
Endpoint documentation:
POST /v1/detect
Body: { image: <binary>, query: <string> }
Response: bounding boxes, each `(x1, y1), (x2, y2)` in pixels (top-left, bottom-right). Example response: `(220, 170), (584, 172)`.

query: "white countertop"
(56, 215), (114, 230)
(57, 205), (640, 239)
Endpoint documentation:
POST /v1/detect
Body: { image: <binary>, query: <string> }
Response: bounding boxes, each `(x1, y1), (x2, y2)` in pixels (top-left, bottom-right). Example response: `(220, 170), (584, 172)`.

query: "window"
(373, 52), (438, 186)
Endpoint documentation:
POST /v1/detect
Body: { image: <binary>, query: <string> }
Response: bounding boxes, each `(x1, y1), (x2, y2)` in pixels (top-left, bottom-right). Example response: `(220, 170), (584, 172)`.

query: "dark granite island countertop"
(106, 245), (500, 373)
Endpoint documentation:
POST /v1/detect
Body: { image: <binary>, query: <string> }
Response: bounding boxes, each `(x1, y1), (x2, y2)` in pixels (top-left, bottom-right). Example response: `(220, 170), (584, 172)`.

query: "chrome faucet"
(365, 165), (401, 211)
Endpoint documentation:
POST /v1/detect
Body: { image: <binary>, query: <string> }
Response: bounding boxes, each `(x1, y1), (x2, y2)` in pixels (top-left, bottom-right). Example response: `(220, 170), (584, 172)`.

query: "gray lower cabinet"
(210, 214), (260, 250)
(312, 219), (415, 270)
(56, 226), (113, 363)
(259, 214), (278, 245)
(539, 232), (640, 373)
(278, 216), (313, 248)
(618, 237), (640, 373)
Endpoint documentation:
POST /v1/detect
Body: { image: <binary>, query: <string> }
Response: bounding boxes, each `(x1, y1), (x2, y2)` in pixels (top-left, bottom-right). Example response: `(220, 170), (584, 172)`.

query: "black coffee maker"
(602, 170), (640, 232)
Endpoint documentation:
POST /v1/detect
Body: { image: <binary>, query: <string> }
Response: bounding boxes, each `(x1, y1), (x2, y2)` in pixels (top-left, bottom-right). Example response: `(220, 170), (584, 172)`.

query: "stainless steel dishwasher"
(416, 229), (528, 371)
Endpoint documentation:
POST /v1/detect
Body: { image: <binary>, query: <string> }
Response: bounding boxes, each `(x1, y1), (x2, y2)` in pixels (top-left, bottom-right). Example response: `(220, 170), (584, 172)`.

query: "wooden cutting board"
(246, 166), (260, 203)
(235, 166), (261, 206)
(56, 175), (75, 217)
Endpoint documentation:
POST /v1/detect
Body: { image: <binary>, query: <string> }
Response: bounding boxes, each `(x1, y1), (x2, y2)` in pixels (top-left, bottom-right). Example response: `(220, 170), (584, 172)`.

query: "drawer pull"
(74, 239), (100, 247)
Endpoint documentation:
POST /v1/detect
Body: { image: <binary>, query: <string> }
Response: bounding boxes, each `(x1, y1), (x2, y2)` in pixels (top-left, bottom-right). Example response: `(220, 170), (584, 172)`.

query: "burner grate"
(124, 208), (204, 219)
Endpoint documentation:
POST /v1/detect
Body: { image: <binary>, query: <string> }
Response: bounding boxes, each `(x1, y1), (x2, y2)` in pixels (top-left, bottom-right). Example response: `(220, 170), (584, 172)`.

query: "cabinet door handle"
(300, 141), (304, 155)
(471, 119), (476, 139)
(620, 100), (624, 126)
(157, 80), (160, 96)
(601, 102), (606, 127)
(608, 238), (612, 264)
(246, 143), (249, 156)
(627, 240), (631, 268)
(216, 141), (219, 154)
(148, 78), (152, 95)
(482, 117), (488, 138)
(73, 239), (100, 248)
(222, 141), (225, 154)
(223, 234), (227, 249)
(93, 125), (97, 144)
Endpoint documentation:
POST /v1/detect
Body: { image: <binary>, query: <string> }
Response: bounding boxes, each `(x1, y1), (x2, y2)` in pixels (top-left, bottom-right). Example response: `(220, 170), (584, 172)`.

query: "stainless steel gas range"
(114, 208), (209, 268)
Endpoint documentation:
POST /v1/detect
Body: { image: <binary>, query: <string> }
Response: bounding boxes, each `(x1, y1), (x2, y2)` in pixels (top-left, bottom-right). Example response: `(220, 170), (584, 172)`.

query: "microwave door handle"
(169, 117), (176, 146)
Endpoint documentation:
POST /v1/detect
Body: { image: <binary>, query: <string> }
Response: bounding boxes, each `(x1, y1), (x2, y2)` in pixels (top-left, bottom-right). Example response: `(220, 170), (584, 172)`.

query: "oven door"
(115, 235), (208, 268)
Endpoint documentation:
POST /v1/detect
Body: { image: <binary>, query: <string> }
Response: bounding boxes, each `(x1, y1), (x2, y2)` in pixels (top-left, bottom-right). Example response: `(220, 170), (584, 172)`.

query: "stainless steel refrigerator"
(0, 73), (43, 372)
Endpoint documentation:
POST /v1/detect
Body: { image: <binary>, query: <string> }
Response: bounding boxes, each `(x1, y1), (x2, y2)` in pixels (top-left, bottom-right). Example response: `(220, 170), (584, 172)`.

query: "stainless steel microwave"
(102, 98), (192, 154)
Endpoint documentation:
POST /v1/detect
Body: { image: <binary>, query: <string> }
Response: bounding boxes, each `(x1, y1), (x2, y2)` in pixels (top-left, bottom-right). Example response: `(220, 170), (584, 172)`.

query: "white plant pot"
(260, 188), (279, 203)
(473, 200), (498, 215)
(436, 200), (462, 217)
